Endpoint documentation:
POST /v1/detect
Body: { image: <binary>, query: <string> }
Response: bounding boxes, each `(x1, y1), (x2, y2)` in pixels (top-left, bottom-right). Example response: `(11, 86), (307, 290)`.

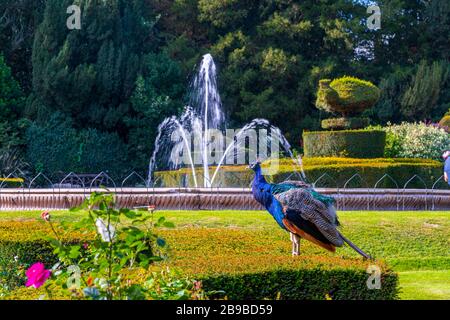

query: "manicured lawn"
(398, 270), (450, 300)
(0, 209), (449, 299)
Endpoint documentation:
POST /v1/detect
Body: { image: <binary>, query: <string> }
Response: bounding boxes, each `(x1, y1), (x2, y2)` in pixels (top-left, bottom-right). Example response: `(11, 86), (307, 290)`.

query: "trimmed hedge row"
(303, 130), (386, 158)
(201, 269), (397, 300)
(0, 178), (24, 188)
(276, 159), (442, 189)
(155, 157), (442, 189)
(0, 222), (399, 300)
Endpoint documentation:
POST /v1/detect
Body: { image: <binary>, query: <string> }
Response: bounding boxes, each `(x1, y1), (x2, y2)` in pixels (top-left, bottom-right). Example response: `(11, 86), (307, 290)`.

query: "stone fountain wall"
(0, 188), (449, 211)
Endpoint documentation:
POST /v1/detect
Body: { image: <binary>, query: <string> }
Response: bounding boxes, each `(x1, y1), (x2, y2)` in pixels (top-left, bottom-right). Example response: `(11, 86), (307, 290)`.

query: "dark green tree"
(199, 0), (367, 140)
(0, 54), (25, 150)
(125, 52), (185, 170)
(0, 0), (45, 92)
(25, 113), (79, 174)
(28, 0), (159, 136)
(420, 0), (450, 61)
(401, 60), (450, 120)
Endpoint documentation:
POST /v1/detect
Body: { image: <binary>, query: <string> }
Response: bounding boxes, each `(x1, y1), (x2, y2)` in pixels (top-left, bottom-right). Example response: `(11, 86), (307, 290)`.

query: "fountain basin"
(0, 188), (448, 211)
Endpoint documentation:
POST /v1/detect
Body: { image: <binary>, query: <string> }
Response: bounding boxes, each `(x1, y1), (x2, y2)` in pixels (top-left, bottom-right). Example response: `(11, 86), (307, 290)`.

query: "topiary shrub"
(303, 130), (386, 158)
(439, 115), (450, 128)
(321, 117), (369, 130)
(316, 77), (381, 117)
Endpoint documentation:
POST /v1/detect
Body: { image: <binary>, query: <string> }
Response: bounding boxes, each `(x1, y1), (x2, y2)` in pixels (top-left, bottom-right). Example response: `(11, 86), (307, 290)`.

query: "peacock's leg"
(290, 233), (301, 256)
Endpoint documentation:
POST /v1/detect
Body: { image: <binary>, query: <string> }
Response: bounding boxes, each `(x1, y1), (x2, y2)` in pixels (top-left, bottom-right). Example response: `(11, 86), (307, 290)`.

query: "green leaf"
(163, 222), (175, 228)
(69, 246), (81, 259)
(157, 217), (165, 225)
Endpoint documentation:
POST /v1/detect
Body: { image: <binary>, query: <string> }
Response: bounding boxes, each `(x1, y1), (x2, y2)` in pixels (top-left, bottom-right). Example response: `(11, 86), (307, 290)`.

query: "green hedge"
(277, 162), (441, 189)
(321, 117), (369, 130)
(0, 221), (85, 294)
(0, 178), (24, 188)
(155, 157), (441, 189)
(303, 130), (386, 158)
(202, 269), (398, 300)
(6, 262), (399, 300)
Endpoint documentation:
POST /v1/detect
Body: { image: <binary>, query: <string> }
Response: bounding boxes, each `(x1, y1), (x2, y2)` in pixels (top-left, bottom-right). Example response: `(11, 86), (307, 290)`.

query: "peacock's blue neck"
(251, 165), (286, 230)
(253, 165), (267, 184)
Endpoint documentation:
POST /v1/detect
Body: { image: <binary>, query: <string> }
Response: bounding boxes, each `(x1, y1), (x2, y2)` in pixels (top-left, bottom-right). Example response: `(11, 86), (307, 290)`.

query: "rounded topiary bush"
(303, 130), (386, 158)
(439, 115), (450, 128)
(316, 77), (381, 116)
(321, 117), (369, 130)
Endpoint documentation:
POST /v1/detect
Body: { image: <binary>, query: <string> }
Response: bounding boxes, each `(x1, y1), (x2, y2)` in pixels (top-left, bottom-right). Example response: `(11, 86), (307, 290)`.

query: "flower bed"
(1, 221), (399, 300)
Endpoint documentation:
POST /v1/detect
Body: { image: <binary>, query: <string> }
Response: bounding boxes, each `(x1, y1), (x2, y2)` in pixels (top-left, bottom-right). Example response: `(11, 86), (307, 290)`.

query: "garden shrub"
(316, 77), (381, 116)
(302, 130), (386, 158)
(26, 113), (129, 178)
(381, 122), (450, 160)
(438, 115), (450, 129)
(156, 228), (398, 300)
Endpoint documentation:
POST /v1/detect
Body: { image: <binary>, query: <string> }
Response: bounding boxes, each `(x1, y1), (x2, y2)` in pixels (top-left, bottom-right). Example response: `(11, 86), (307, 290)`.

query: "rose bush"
(27, 192), (205, 300)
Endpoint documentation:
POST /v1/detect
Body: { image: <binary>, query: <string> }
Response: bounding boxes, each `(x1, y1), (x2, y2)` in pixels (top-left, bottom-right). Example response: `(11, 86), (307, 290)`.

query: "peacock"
(250, 161), (371, 259)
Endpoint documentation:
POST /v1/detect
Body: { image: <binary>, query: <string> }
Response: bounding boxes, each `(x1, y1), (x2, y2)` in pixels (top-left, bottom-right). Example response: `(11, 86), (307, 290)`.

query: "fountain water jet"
(148, 54), (305, 188)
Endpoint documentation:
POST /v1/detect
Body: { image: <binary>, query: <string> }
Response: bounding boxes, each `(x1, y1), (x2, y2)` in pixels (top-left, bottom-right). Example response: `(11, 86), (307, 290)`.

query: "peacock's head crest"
(248, 159), (261, 172)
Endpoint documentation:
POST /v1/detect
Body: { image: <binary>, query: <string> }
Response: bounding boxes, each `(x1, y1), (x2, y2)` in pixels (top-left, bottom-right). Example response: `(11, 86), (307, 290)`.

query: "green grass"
(398, 270), (450, 300)
(0, 209), (449, 299)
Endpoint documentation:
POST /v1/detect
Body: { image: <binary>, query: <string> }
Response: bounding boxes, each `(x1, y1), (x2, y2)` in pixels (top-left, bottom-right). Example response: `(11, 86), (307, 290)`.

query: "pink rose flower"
(25, 262), (51, 289)
(41, 211), (50, 222)
(193, 280), (202, 291)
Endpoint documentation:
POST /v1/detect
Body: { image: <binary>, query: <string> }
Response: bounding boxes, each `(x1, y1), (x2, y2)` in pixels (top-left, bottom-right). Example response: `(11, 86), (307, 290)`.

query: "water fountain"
(148, 54), (305, 188)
